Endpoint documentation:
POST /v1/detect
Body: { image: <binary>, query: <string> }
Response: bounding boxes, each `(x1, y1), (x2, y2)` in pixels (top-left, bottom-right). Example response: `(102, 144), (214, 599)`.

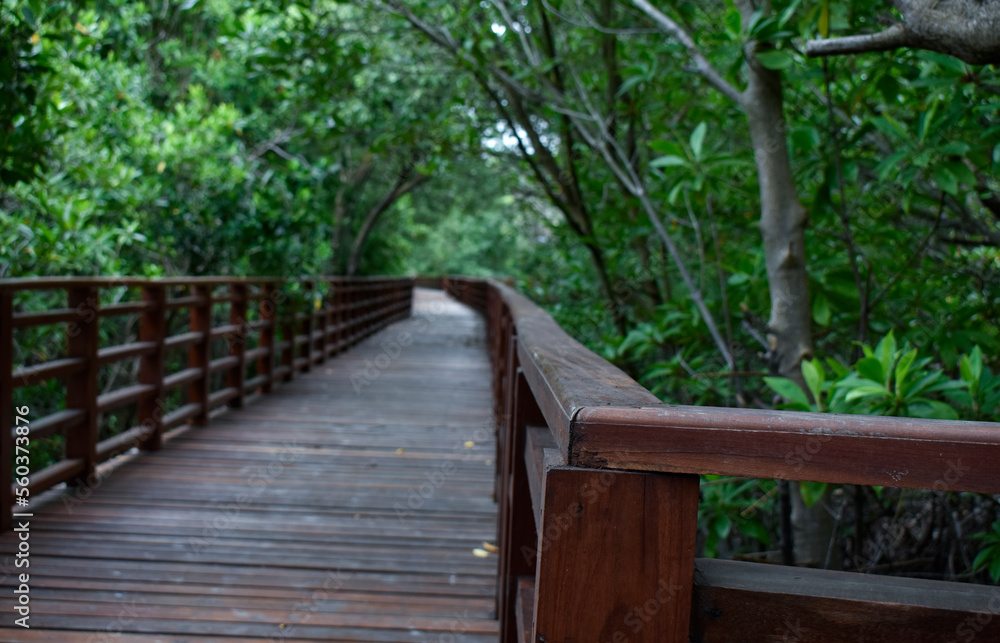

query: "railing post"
(259, 283), (276, 394)
(281, 290), (296, 381)
(316, 281), (328, 363)
(189, 284), (213, 425)
(497, 367), (545, 643)
(300, 281), (313, 372)
(1, 290), (14, 531)
(138, 283), (166, 451)
(66, 287), (100, 484)
(227, 282), (247, 408)
(531, 467), (700, 642)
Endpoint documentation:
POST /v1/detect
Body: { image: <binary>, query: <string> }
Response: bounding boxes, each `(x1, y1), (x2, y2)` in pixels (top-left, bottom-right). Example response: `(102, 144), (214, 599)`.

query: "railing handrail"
(444, 274), (1000, 643)
(3, 274), (415, 531)
(449, 276), (1000, 495)
(0, 274), (411, 291)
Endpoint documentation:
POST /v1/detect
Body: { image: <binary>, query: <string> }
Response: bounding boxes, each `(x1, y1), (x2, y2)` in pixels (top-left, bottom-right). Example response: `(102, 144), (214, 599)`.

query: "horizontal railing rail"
(442, 276), (1000, 643)
(2, 275), (413, 531)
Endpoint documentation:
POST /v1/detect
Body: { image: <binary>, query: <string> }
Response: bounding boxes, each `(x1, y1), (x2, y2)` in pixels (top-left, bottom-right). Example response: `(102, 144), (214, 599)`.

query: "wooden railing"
(2, 275), (413, 531)
(443, 276), (1000, 643)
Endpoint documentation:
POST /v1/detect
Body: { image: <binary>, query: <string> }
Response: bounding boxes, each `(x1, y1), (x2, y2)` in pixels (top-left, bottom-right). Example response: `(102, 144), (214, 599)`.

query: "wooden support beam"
(65, 287), (100, 485)
(138, 284), (166, 451)
(258, 283), (276, 394)
(188, 284), (213, 424)
(532, 464), (700, 643)
(226, 283), (247, 408)
(497, 367), (546, 643)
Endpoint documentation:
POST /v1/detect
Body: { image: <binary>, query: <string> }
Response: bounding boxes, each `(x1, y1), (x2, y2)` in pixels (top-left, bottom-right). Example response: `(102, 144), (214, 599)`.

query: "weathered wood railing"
(443, 276), (1000, 643)
(2, 275), (413, 531)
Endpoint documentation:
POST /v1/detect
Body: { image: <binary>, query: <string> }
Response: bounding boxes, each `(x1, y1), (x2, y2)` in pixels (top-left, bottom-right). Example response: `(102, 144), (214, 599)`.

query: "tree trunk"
(742, 32), (824, 566)
(346, 171), (429, 276)
(740, 58), (813, 381)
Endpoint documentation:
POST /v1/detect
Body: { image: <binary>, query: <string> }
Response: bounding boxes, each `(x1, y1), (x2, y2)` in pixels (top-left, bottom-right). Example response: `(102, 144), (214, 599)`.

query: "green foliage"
(765, 332), (993, 421)
(970, 520), (1000, 583)
(699, 476), (776, 558)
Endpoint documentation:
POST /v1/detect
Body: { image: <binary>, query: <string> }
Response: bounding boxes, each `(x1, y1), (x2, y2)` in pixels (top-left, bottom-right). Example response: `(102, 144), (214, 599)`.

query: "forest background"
(2, 0), (999, 580)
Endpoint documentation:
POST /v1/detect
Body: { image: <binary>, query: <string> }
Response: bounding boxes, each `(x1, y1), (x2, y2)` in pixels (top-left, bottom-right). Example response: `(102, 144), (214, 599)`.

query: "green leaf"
(724, 8), (741, 39)
(802, 359), (825, 410)
(870, 115), (908, 140)
(825, 358), (849, 379)
(738, 518), (771, 546)
(818, 0), (829, 37)
(799, 481), (828, 508)
(845, 384), (891, 402)
(690, 122), (708, 161)
(856, 357), (884, 384)
(812, 292), (831, 326)
(874, 332), (897, 377)
(755, 50), (793, 70)
(894, 349), (918, 396)
(764, 376), (811, 408)
(650, 155), (688, 168)
(933, 164), (958, 196)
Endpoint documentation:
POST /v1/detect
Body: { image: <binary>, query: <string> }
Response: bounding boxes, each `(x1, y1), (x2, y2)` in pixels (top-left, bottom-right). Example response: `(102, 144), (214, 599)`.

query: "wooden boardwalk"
(0, 289), (499, 642)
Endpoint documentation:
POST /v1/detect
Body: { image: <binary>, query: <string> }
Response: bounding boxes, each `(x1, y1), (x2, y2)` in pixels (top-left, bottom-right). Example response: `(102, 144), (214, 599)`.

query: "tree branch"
(630, 0), (743, 104)
(806, 24), (909, 58)
(807, 0), (1000, 65)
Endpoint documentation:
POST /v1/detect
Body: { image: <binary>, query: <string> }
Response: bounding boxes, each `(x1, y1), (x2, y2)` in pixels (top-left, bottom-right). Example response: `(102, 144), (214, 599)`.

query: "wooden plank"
(0, 288), (495, 642)
(164, 330), (204, 350)
(189, 284), (212, 425)
(573, 405), (1000, 494)
(497, 369), (545, 643)
(10, 357), (87, 388)
(138, 283), (166, 450)
(96, 340), (157, 366)
(96, 383), (156, 413)
(532, 464), (699, 643)
(12, 308), (79, 328)
(488, 281), (659, 458)
(97, 299), (156, 316)
(515, 577), (534, 643)
(162, 402), (203, 430)
(163, 366), (202, 391)
(691, 558), (1000, 642)
(65, 287), (100, 486)
(25, 409), (86, 441)
(523, 424), (555, 530)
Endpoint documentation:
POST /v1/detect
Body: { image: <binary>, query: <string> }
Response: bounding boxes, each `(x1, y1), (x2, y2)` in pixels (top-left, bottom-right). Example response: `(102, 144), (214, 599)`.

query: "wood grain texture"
(485, 280), (660, 458)
(691, 558), (1000, 642)
(532, 465), (699, 643)
(0, 289), (498, 642)
(573, 405), (1000, 493)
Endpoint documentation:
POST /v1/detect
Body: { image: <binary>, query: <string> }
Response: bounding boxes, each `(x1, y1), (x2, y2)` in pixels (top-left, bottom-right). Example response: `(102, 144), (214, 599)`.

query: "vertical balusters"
(189, 284), (213, 425)
(138, 283), (166, 451)
(258, 283), (276, 394)
(66, 287), (100, 484)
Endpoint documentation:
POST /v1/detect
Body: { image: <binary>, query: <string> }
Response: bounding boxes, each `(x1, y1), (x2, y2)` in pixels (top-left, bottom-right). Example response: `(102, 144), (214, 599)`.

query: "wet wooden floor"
(0, 288), (499, 642)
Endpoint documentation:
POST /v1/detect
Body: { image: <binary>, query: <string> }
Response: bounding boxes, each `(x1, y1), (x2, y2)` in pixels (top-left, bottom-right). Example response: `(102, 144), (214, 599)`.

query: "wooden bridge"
(1, 275), (999, 642)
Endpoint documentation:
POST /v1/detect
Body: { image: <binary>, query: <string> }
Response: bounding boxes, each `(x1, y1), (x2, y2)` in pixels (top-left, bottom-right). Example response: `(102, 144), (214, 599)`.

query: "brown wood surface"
(573, 405), (1000, 493)
(532, 464), (700, 643)
(0, 289), (498, 642)
(691, 558), (1000, 642)
(483, 281), (660, 458)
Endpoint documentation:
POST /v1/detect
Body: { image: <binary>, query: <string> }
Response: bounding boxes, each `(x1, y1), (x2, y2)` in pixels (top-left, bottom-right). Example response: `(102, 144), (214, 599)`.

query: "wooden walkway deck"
(1, 289), (499, 642)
